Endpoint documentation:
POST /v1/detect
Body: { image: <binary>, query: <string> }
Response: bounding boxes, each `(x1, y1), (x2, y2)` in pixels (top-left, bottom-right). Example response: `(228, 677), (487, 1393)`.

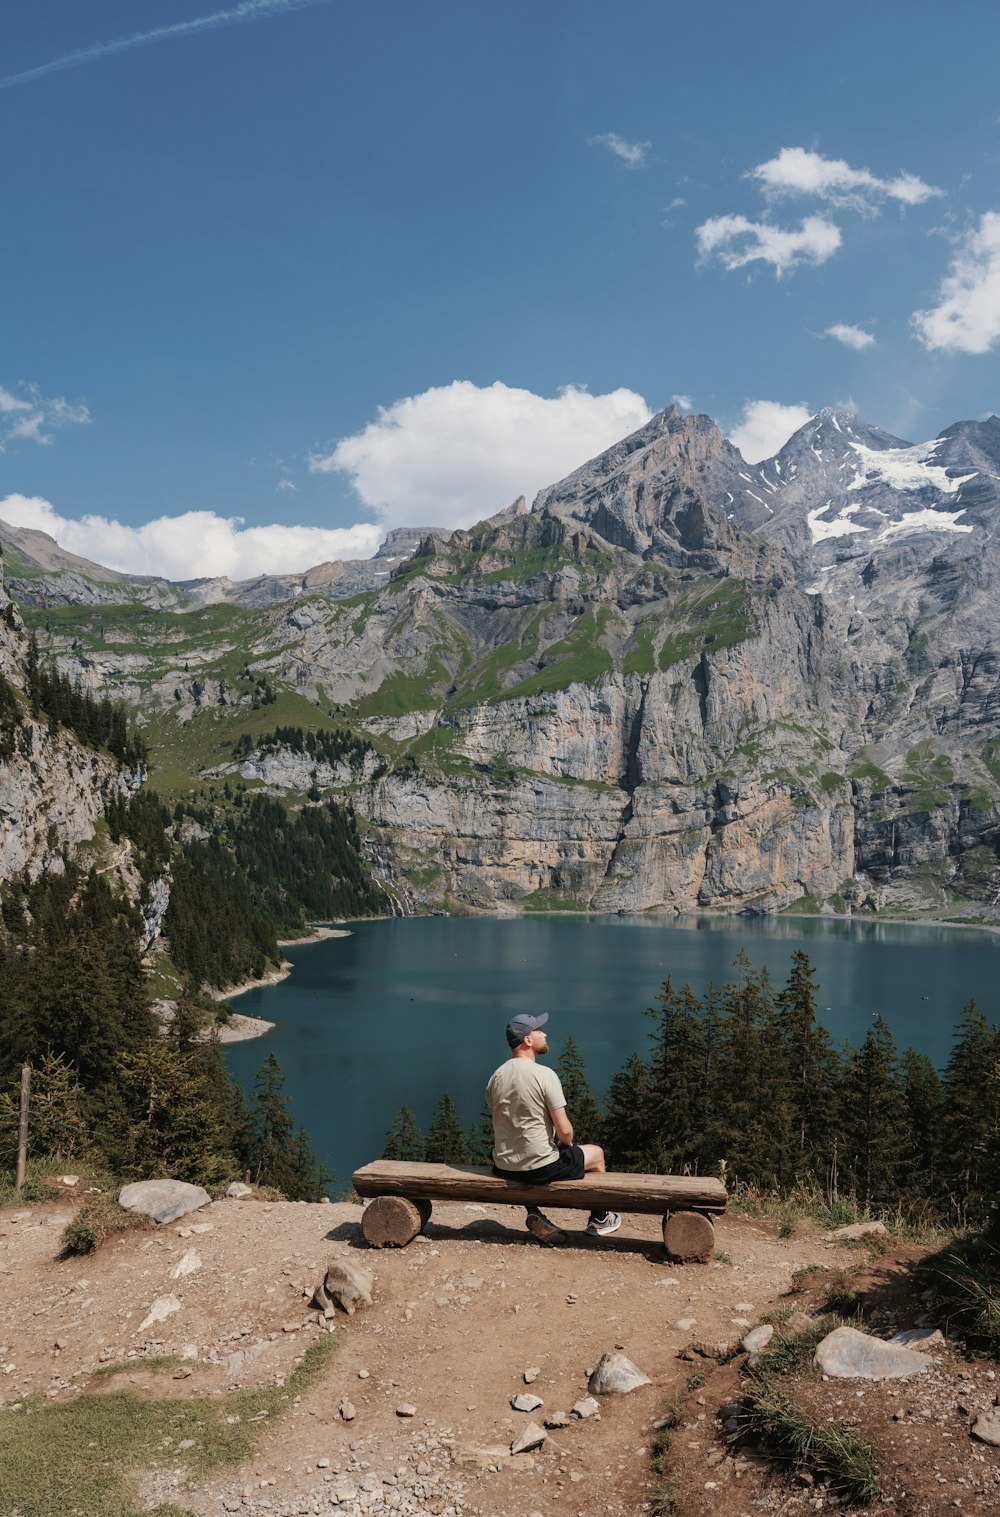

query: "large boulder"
(118, 1179), (211, 1225)
(814, 1325), (935, 1380)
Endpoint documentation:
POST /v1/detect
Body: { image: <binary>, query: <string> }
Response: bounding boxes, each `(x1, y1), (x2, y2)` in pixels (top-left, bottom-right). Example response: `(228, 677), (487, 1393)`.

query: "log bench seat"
(351, 1160), (728, 1262)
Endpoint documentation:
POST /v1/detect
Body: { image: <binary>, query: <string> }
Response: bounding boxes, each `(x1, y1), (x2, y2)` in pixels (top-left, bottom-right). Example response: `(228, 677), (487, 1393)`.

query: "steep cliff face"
(0, 562), (138, 884)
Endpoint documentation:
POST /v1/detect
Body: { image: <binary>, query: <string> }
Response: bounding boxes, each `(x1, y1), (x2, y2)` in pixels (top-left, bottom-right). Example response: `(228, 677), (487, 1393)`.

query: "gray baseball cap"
(506, 1012), (548, 1047)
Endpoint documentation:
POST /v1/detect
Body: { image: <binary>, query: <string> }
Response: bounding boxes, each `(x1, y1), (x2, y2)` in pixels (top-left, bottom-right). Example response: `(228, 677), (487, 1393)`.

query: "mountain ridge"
(4, 402), (1000, 919)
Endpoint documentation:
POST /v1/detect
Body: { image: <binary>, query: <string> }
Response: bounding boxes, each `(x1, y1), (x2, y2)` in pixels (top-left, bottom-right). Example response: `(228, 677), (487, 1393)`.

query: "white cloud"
(0, 381), (90, 450)
(696, 213), (841, 277)
(313, 380), (654, 528)
(0, 494), (383, 580)
(671, 393), (694, 411)
(727, 400), (812, 463)
(277, 477), (297, 492)
(589, 133), (651, 169)
(826, 323), (876, 351)
(912, 212), (1000, 355)
(749, 147), (941, 211)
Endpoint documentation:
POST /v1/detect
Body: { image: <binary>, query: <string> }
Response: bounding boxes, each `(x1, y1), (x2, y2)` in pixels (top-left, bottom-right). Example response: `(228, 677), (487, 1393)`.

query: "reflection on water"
(224, 913), (999, 1189)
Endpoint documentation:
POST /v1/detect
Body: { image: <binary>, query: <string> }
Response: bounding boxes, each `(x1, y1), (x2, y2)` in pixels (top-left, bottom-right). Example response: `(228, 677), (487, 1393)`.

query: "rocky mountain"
(1, 521), (448, 611)
(5, 404), (1000, 919)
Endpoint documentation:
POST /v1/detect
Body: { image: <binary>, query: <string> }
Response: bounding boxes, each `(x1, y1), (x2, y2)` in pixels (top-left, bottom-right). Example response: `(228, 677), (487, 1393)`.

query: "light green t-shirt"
(486, 1059), (567, 1172)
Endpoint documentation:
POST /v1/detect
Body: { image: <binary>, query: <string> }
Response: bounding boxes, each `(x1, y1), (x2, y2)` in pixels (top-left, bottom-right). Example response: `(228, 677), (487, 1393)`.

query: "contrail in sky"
(0, 0), (331, 93)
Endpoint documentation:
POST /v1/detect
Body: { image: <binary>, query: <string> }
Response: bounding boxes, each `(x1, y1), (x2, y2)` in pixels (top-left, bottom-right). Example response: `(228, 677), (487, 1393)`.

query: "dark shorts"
(492, 1144), (586, 1184)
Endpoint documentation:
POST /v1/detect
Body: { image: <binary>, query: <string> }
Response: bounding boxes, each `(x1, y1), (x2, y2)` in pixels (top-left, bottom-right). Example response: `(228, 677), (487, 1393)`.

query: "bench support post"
(362, 1195), (432, 1249)
(662, 1210), (715, 1264)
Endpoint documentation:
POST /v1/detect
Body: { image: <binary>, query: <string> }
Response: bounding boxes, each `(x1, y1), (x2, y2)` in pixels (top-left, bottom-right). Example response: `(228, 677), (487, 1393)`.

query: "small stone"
(282, 1322), (300, 1333)
(544, 1411), (572, 1429)
(171, 1249), (202, 1280)
(139, 1294), (182, 1333)
(741, 1325), (774, 1355)
(511, 1421), (546, 1455)
(226, 1182), (253, 1199)
(177, 1438), (196, 1450)
(676, 1318), (698, 1331)
(357, 1368), (370, 1379)
(523, 1366), (540, 1384)
(317, 1457), (330, 1468)
(59, 1175), (80, 1187)
(734, 1302), (754, 1313)
(340, 1401), (356, 1421)
(890, 1327), (946, 1351)
(172, 1366), (193, 1379)
(396, 1403), (417, 1417)
(511, 1393), (543, 1412)
(588, 1352), (651, 1396)
(571, 1396), (601, 1420)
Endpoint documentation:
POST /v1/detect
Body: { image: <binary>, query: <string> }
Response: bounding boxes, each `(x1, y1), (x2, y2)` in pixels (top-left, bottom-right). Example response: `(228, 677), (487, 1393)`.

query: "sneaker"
(585, 1211), (622, 1237)
(526, 1211), (568, 1246)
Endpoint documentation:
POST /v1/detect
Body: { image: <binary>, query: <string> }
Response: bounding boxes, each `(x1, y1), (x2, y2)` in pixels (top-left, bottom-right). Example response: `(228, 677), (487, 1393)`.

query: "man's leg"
(579, 1143), (621, 1235)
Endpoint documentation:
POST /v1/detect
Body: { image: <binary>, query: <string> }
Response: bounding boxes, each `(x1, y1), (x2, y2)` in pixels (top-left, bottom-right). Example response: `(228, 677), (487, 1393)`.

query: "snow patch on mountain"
(807, 503), (865, 543)
(846, 440), (977, 496)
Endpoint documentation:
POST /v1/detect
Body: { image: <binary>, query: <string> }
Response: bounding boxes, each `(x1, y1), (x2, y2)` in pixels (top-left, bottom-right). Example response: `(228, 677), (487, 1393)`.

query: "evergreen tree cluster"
(163, 793), (388, 988)
(396, 954), (1000, 1229)
(24, 635), (147, 767)
(0, 866), (327, 1198)
(232, 724), (373, 772)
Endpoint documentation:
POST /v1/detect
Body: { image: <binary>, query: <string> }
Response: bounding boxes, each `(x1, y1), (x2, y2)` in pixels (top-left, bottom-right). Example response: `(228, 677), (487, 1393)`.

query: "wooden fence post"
(14, 1066), (30, 1194)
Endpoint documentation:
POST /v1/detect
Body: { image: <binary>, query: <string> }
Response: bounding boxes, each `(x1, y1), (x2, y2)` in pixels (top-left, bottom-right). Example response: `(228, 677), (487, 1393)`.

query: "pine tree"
(901, 1048), (942, 1199)
(382, 1105), (426, 1161)
(937, 1001), (1000, 1226)
(425, 1092), (468, 1163)
(465, 1097), (495, 1165)
(555, 1036), (601, 1141)
(839, 1015), (908, 1212)
(248, 1053), (317, 1197)
(773, 950), (841, 1187)
(600, 1053), (654, 1171)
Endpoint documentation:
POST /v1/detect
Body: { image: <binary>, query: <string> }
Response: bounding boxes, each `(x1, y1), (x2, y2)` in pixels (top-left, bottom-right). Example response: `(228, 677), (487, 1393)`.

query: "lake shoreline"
(212, 925), (354, 1040)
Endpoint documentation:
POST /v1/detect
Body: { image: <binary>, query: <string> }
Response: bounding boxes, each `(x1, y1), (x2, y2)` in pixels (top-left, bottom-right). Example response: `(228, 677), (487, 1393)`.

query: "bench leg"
(662, 1210), (715, 1264)
(361, 1195), (431, 1249)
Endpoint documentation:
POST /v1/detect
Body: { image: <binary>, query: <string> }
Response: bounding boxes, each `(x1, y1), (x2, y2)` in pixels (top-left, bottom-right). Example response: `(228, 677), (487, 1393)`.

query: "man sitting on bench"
(486, 1012), (621, 1244)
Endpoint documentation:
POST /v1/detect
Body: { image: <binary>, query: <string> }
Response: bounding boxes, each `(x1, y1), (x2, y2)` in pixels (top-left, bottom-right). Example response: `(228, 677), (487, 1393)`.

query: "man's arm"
(550, 1105), (573, 1146)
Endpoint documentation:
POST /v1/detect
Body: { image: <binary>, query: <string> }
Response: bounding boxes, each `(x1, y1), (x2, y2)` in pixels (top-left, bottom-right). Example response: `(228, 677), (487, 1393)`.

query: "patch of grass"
(849, 756), (893, 791)
(622, 618), (657, 677)
(741, 1384), (881, 1505)
(740, 1317), (881, 1504)
(61, 1193), (153, 1255)
(818, 1267), (864, 1317)
(0, 1338), (336, 1517)
(351, 658), (450, 719)
(498, 607), (616, 700)
(93, 1355), (194, 1379)
(920, 1233), (1000, 1357)
(0, 1157), (63, 1206)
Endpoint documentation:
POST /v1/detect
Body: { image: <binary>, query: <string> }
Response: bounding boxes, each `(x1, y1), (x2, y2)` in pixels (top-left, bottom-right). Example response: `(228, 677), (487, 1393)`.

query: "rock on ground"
(814, 1324), (936, 1380)
(118, 1179), (211, 1225)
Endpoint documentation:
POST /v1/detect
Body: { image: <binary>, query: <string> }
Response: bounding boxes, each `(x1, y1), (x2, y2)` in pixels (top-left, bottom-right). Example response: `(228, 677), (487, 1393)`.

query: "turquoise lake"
(222, 914), (1000, 1189)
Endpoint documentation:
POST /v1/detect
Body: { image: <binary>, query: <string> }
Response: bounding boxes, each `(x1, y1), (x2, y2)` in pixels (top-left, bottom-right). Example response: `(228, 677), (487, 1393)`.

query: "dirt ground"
(1, 1185), (998, 1516)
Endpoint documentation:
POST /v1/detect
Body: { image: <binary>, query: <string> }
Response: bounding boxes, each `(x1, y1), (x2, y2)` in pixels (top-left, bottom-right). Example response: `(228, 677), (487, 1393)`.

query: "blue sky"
(2, 0), (1000, 579)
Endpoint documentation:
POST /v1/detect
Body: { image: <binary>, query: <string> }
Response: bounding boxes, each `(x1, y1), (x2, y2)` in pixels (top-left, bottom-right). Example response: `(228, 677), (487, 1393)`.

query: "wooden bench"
(351, 1160), (727, 1262)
